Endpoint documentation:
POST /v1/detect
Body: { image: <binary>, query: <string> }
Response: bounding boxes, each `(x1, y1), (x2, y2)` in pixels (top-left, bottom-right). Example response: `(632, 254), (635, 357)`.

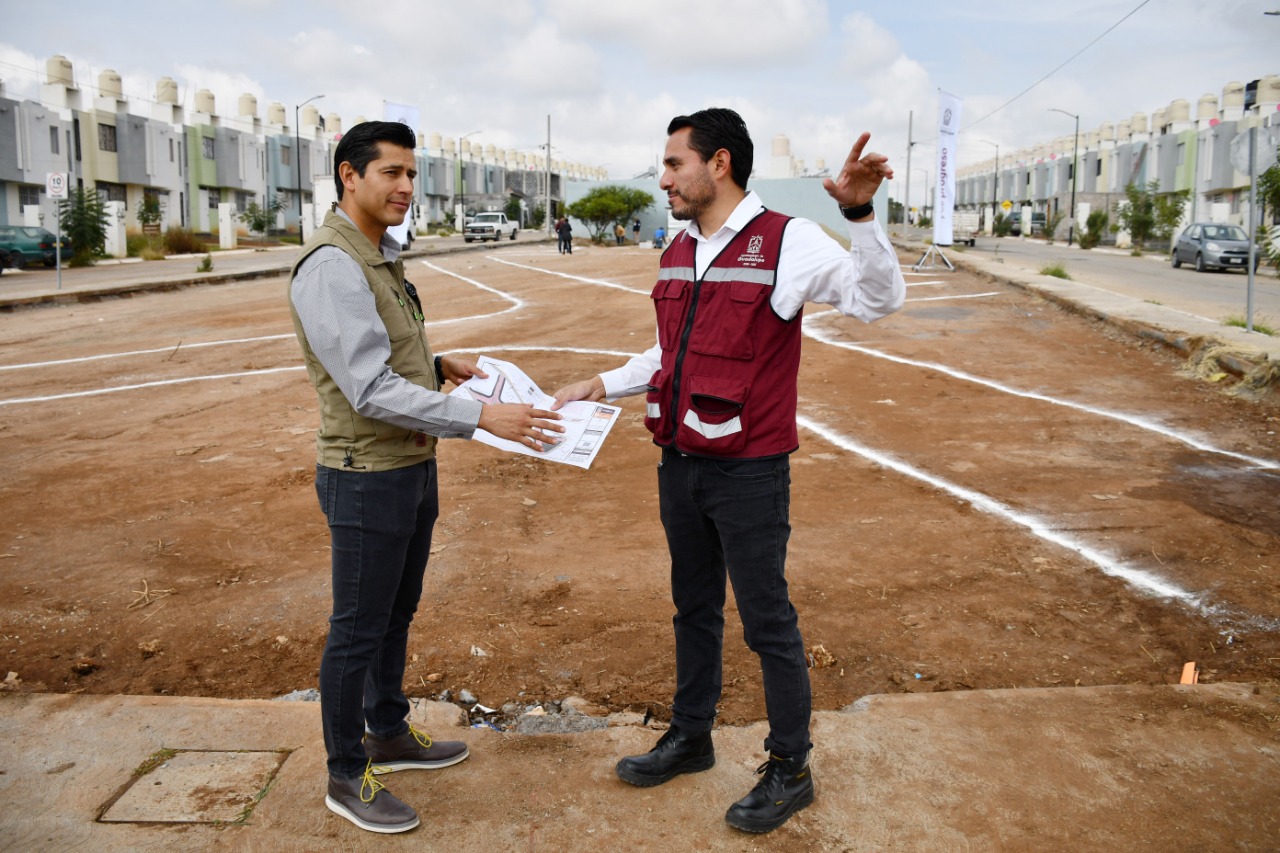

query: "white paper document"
(449, 356), (620, 469)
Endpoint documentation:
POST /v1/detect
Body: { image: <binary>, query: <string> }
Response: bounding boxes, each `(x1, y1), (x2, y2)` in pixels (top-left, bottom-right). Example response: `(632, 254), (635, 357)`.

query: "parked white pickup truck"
(951, 210), (980, 246)
(464, 212), (518, 243)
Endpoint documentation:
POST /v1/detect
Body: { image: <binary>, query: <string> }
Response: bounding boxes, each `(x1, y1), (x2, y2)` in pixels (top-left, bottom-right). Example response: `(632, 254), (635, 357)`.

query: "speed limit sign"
(46, 172), (68, 199)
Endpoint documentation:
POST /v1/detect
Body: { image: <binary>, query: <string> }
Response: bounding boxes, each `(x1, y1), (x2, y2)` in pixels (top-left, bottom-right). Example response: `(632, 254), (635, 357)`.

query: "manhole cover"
(99, 749), (287, 824)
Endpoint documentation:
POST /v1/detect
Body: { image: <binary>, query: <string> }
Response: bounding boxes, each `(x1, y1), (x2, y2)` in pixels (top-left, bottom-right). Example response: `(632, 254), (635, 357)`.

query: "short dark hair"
(667, 107), (753, 190)
(332, 120), (417, 200)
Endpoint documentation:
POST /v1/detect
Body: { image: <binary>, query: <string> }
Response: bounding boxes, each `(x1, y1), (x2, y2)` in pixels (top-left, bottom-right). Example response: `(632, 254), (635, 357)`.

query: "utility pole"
(545, 115), (552, 235)
(904, 111), (913, 227)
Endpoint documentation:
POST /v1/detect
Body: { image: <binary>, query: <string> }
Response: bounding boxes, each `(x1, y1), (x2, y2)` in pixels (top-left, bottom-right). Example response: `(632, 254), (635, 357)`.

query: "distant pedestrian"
(632, 218), (641, 243)
(556, 216), (573, 254)
(615, 222), (626, 246)
(653, 226), (665, 249)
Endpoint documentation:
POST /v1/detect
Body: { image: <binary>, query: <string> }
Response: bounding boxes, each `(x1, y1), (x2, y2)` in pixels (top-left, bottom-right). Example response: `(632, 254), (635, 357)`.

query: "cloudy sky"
(1, 0), (1276, 207)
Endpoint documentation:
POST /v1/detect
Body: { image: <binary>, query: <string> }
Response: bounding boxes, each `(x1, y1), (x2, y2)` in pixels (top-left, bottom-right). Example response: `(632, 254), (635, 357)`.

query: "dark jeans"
(315, 460), (439, 778)
(657, 449), (812, 758)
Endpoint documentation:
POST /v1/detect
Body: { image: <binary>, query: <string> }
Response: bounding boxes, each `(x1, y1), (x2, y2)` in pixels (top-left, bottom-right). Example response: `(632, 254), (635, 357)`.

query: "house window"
(202, 136), (215, 159)
(50, 126), (60, 154)
(208, 188), (220, 209)
(169, 138), (175, 162)
(98, 124), (117, 152)
(96, 181), (127, 205)
(236, 191), (250, 212)
(19, 185), (41, 207)
(281, 144), (291, 167)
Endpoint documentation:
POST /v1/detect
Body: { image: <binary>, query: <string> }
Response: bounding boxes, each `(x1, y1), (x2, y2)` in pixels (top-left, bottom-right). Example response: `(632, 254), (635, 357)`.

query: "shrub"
(164, 227), (206, 255)
(196, 253), (213, 272)
(993, 213), (1014, 237)
(126, 232), (148, 257)
(1078, 210), (1109, 249)
(1044, 211), (1065, 244)
(1040, 262), (1071, 280)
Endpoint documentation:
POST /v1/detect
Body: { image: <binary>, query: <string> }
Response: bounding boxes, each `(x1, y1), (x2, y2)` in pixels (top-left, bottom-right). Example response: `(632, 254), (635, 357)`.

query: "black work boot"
(615, 724), (715, 786)
(325, 761), (419, 834)
(364, 724), (469, 773)
(724, 752), (815, 833)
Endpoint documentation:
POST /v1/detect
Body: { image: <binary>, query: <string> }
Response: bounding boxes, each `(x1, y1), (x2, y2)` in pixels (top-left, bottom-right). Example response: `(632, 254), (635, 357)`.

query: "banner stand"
(912, 243), (955, 271)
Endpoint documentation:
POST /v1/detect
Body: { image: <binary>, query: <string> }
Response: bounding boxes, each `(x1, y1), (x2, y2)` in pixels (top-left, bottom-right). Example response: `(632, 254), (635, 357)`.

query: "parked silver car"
(1171, 222), (1257, 272)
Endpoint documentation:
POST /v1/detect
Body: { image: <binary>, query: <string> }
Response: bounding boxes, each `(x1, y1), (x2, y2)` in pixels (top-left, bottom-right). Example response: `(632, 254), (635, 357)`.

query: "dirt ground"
(1, 241), (1278, 741)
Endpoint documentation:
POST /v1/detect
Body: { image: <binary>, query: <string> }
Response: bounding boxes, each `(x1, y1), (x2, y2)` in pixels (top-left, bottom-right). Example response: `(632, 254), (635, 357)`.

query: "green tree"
(1258, 144), (1280, 223)
(137, 194), (164, 229)
(1112, 181), (1158, 250)
(565, 185), (655, 242)
(238, 195), (284, 240)
(1153, 187), (1189, 244)
(57, 187), (110, 266)
(504, 195), (522, 224)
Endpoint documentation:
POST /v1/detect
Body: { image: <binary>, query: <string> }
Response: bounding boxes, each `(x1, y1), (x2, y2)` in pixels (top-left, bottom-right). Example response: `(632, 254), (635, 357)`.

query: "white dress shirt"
(599, 191), (905, 398)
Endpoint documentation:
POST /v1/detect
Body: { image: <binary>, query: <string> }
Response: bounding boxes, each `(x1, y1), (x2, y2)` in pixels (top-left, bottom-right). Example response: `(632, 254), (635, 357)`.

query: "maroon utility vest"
(644, 208), (801, 458)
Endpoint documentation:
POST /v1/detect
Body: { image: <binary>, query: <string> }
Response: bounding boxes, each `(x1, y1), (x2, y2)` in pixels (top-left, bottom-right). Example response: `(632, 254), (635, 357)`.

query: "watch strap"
(839, 201), (875, 221)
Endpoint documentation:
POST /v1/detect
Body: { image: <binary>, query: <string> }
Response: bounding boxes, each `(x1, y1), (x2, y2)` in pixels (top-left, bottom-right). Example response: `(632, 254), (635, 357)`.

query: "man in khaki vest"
(290, 120), (562, 834)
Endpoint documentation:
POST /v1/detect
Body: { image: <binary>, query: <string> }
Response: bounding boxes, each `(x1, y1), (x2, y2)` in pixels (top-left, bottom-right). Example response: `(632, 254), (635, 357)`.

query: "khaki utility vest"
(289, 210), (440, 472)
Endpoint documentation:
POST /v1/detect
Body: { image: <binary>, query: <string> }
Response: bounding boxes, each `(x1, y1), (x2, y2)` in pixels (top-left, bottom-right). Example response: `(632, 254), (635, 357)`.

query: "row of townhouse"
(0, 55), (603, 243)
(954, 74), (1280, 243)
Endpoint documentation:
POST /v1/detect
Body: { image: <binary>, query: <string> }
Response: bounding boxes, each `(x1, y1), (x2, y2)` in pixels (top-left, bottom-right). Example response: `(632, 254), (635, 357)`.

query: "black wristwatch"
(839, 201), (875, 221)
(434, 355), (446, 385)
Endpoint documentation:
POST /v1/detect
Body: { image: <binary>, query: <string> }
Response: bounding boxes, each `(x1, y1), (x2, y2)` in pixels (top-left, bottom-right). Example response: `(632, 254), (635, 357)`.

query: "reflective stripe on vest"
(682, 408), (743, 440)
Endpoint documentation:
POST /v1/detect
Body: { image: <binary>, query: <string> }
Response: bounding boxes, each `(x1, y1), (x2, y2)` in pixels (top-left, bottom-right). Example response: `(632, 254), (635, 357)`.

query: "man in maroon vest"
(554, 107), (904, 833)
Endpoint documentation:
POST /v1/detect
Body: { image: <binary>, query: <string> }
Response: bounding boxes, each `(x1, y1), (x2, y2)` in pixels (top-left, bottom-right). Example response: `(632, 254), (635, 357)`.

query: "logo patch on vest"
(738, 235), (766, 267)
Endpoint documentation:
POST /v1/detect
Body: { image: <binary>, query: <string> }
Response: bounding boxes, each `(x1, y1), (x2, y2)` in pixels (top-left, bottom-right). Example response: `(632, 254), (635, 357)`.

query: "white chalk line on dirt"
(1, 329), (1266, 626)
(482, 256), (652, 295)
(803, 310), (1278, 471)
(0, 334), (297, 371)
(796, 414), (1202, 606)
(0, 366), (305, 405)
(906, 292), (1002, 303)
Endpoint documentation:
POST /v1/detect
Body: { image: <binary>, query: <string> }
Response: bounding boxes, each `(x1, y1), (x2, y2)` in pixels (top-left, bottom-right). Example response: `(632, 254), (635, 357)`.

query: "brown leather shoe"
(364, 724), (469, 773)
(325, 761), (419, 834)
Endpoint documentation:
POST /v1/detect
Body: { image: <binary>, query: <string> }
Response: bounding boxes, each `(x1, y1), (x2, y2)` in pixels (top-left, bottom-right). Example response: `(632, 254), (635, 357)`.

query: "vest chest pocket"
(652, 279), (691, 350)
(690, 281), (767, 360)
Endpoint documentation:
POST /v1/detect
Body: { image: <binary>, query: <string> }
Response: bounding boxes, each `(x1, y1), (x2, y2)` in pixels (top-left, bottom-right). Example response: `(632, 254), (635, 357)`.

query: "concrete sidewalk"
(2, 683), (1277, 851)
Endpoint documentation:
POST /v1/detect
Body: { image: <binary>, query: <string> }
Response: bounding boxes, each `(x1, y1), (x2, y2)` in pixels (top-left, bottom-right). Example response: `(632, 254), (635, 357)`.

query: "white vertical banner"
(382, 101), (420, 137)
(933, 90), (962, 247)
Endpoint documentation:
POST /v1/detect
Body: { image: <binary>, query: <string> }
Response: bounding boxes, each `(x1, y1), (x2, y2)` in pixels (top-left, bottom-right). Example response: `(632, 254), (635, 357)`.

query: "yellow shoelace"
(359, 759), (391, 803)
(408, 724), (434, 750)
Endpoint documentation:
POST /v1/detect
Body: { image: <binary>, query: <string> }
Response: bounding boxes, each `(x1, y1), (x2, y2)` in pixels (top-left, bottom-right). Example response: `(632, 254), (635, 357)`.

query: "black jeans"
(315, 460), (439, 778)
(657, 449), (812, 758)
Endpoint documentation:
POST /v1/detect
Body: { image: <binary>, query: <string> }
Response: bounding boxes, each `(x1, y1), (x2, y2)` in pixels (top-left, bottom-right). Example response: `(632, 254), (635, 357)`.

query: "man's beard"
(669, 172), (715, 221)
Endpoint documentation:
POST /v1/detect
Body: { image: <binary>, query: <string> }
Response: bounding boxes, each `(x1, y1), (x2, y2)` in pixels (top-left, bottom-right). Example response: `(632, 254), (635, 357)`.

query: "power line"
(963, 0), (1152, 132)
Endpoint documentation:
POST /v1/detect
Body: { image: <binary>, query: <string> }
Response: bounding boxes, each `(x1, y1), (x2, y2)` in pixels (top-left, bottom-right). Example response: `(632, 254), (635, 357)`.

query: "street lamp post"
(981, 139), (999, 233)
(295, 94), (324, 237)
(456, 130), (481, 232)
(1049, 108), (1079, 246)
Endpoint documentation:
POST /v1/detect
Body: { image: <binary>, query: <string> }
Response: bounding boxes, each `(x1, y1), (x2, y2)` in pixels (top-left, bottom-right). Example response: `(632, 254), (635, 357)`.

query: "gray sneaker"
(325, 761), (419, 834)
(364, 724), (469, 773)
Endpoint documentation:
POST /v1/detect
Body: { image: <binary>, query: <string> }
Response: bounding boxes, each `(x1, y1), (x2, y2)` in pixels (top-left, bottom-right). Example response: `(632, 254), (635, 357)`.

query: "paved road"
(944, 235), (1280, 328)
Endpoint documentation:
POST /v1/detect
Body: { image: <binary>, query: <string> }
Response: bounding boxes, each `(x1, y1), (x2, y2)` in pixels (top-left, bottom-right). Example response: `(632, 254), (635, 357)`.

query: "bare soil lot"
(1, 243), (1277, 737)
